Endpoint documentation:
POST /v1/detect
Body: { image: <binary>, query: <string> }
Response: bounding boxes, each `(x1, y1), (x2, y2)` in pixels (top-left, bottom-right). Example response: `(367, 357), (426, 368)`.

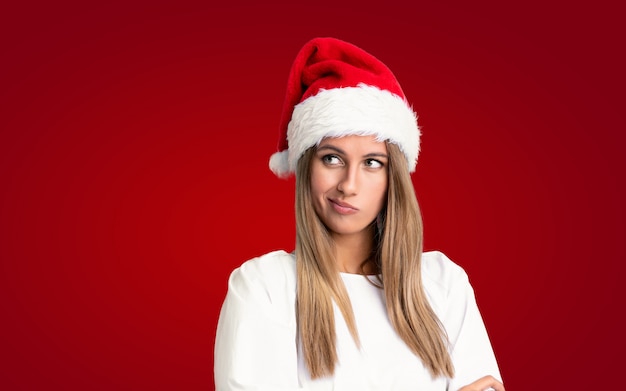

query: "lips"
(329, 198), (359, 215)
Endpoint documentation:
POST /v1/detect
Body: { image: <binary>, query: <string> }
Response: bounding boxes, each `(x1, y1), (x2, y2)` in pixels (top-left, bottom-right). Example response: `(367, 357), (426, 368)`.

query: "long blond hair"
(295, 141), (454, 379)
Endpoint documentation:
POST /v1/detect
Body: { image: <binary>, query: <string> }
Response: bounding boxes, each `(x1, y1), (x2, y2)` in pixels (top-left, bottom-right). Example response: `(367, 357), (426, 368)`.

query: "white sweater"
(215, 250), (502, 390)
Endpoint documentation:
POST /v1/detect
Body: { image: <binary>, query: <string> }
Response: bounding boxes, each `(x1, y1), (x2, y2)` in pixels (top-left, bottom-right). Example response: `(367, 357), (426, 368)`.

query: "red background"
(1, 1), (624, 389)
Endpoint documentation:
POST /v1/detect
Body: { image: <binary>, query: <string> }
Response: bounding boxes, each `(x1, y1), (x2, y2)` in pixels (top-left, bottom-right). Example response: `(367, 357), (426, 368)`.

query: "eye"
(322, 154), (342, 165)
(364, 158), (384, 169)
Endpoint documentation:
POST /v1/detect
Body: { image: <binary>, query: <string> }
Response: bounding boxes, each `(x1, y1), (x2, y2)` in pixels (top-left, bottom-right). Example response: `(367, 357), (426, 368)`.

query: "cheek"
(310, 164), (336, 196)
(368, 178), (388, 210)
(309, 171), (324, 200)
(309, 167), (331, 213)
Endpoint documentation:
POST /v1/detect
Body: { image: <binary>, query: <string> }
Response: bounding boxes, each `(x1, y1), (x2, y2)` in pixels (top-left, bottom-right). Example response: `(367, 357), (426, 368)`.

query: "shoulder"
(232, 250), (296, 282)
(420, 250), (472, 309)
(421, 250), (469, 288)
(227, 250), (297, 301)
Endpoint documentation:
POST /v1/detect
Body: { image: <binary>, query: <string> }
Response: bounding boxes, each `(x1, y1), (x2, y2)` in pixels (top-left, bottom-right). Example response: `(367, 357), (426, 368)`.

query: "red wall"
(1, 1), (624, 389)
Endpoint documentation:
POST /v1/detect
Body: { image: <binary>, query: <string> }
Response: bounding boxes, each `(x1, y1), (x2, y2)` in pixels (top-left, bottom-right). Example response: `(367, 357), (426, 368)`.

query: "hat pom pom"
(269, 150), (291, 178)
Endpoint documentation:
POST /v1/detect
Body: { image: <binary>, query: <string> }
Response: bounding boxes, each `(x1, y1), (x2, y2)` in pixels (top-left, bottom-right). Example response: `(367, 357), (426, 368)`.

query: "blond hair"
(295, 142), (454, 379)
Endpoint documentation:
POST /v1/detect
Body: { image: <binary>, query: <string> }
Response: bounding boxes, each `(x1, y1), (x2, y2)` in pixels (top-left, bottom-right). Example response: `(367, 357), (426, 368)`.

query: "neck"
(331, 227), (376, 274)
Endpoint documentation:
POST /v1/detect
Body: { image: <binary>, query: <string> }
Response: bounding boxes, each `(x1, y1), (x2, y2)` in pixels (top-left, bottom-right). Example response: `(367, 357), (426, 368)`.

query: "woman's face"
(310, 135), (388, 239)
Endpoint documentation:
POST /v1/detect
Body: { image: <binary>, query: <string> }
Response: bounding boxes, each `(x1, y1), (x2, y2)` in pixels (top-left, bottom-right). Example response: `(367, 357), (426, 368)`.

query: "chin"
(325, 223), (372, 237)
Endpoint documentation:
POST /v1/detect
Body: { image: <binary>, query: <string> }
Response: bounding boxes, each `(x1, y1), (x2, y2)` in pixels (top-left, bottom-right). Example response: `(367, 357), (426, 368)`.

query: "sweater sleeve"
(443, 260), (503, 390)
(214, 254), (300, 391)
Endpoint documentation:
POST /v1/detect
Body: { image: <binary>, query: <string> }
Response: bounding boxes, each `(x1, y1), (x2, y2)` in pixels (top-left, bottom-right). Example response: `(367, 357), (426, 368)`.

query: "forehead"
(317, 135), (387, 153)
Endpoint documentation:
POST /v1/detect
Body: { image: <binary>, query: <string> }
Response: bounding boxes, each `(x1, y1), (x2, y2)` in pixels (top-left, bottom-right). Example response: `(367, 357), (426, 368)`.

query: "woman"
(214, 37), (504, 391)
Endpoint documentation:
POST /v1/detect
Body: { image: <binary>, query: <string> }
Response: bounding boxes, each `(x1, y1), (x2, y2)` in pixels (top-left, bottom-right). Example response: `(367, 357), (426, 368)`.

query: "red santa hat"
(269, 37), (420, 177)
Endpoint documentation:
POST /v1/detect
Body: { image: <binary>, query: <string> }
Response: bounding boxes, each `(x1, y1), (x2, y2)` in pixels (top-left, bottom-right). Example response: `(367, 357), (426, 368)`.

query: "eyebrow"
(317, 145), (389, 159)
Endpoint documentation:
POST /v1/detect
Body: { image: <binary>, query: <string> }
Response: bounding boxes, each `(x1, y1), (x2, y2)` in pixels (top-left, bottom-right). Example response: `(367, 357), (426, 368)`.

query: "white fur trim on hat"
(269, 150), (290, 177)
(269, 83), (420, 177)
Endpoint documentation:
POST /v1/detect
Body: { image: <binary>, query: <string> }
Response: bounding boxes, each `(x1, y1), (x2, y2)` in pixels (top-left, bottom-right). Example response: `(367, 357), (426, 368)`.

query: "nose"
(337, 165), (358, 195)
